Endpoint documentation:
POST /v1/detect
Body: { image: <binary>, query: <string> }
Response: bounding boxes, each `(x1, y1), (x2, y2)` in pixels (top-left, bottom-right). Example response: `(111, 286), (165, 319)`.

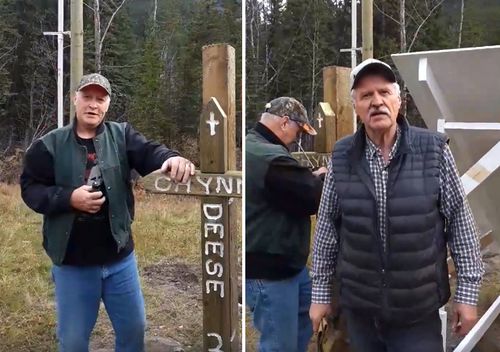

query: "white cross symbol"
(206, 112), (220, 136)
(316, 114), (323, 129)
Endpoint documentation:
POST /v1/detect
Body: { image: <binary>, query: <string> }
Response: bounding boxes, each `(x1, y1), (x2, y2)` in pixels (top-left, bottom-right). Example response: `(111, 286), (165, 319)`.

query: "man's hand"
(70, 185), (106, 213)
(160, 156), (195, 183)
(312, 166), (328, 177)
(451, 302), (478, 337)
(310, 303), (332, 333)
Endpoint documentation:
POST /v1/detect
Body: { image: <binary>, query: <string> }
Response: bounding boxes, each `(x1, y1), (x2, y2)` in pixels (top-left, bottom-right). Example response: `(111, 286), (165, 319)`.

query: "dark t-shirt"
(62, 137), (133, 266)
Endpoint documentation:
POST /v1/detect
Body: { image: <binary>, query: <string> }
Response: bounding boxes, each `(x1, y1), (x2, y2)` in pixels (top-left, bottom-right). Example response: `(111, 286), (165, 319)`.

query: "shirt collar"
(254, 122), (289, 150)
(365, 126), (401, 161)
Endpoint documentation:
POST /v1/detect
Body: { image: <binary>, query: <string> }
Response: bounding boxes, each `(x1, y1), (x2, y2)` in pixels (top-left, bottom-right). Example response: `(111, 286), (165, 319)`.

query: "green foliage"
(246, 0), (352, 126)
(461, 0), (500, 47)
(0, 0), (242, 153)
(246, 0), (500, 131)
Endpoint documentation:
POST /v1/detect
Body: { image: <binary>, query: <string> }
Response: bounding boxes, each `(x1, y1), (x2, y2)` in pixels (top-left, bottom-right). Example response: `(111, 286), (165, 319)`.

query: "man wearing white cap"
(309, 59), (484, 351)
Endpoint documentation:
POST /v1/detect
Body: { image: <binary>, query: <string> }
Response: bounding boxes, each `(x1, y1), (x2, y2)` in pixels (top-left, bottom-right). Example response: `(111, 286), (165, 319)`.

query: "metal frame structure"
(436, 116), (500, 352)
(393, 47), (500, 352)
(43, 0), (70, 128)
(453, 296), (500, 352)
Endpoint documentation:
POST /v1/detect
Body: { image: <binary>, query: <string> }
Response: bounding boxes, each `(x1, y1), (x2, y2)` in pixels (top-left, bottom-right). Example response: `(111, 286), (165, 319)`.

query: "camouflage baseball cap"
(264, 97), (317, 135)
(76, 73), (111, 95)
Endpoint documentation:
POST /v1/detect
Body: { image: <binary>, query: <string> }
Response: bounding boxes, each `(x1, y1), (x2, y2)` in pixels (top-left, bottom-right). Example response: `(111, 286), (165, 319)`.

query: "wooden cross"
(142, 44), (239, 351)
(292, 66), (354, 168)
(292, 102), (334, 168)
(207, 111), (220, 136)
(316, 113), (324, 129)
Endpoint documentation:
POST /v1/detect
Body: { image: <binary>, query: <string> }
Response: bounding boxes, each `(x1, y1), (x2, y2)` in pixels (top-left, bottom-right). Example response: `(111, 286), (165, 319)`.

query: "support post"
(323, 66), (355, 139)
(200, 44), (238, 351)
(43, 0), (71, 128)
(351, 0), (357, 69)
(362, 0), (373, 60)
(70, 0), (83, 122)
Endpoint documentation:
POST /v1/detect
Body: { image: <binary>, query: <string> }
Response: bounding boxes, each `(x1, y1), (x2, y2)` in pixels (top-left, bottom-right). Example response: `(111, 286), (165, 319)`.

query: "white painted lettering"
(197, 176), (212, 195)
(205, 259), (224, 278)
(205, 240), (224, 256)
(154, 176), (172, 192)
(236, 177), (242, 195)
(174, 179), (192, 193)
(203, 204), (223, 220)
(206, 280), (224, 298)
(322, 155), (329, 166)
(312, 155), (320, 166)
(216, 176), (233, 194)
(205, 223), (224, 240)
(207, 333), (223, 352)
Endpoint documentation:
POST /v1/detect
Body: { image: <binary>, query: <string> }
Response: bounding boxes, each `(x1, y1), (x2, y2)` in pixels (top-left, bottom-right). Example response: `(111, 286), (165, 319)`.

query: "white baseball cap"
(350, 58), (396, 89)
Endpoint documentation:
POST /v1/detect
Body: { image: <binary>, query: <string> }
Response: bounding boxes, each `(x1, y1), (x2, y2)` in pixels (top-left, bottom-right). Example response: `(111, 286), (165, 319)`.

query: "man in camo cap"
(21, 73), (195, 351)
(245, 97), (327, 351)
(77, 72), (112, 95)
(264, 96), (317, 136)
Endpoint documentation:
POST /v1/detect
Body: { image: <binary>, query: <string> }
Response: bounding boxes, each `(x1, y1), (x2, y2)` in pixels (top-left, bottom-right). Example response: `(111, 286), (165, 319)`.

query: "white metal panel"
(392, 46), (500, 239)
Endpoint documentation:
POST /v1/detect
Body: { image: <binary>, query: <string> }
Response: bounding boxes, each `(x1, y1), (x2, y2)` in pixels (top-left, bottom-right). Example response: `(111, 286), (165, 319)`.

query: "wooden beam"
(362, 0), (373, 60)
(200, 98), (228, 173)
(291, 152), (330, 168)
(200, 43), (239, 351)
(142, 170), (242, 198)
(70, 0), (83, 122)
(313, 102), (336, 153)
(323, 66), (355, 140)
(202, 44), (236, 171)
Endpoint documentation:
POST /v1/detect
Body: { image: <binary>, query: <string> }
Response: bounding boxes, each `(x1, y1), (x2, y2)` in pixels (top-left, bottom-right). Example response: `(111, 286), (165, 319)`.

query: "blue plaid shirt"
(311, 129), (484, 306)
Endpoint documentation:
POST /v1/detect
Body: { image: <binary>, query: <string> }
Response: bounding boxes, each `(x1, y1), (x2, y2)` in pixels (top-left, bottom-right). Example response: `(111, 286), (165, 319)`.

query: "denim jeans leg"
(102, 252), (146, 352)
(52, 265), (102, 352)
(385, 311), (444, 352)
(297, 268), (313, 352)
(344, 309), (386, 352)
(247, 270), (310, 352)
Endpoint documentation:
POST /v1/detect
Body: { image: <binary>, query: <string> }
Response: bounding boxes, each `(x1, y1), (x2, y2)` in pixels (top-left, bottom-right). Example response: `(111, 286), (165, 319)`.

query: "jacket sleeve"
(264, 156), (324, 216)
(20, 139), (74, 215)
(125, 123), (180, 176)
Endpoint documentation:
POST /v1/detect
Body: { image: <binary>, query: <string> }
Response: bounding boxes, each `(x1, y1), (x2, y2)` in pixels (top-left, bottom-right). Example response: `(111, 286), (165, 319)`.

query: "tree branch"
(374, 0), (401, 25)
(83, 1), (94, 12)
(407, 0), (445, 52)
(100, 0), (127, 48)
(0, 40), (19, 70)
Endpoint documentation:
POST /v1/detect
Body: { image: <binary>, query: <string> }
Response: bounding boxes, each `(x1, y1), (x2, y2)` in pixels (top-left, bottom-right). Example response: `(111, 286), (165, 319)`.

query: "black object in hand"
(90, 180), (101, 192)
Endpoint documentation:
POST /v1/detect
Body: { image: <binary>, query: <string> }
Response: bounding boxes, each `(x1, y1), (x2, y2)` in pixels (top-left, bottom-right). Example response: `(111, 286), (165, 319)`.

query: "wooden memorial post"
(292, 66), (354, 168)
(143, 44), (240, 351)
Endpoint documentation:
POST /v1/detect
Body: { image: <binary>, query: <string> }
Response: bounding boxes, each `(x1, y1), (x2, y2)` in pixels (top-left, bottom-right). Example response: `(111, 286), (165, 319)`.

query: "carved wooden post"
(200, 44), (238, 352)
(314, 102), (336, 153)
(291, 67), (355, 168)
(323, 66), (355, 139)
(142, 43), (240, 351)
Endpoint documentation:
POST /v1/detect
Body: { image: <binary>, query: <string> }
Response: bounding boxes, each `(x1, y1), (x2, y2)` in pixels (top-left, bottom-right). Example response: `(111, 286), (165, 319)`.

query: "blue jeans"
(51, 251), (146, 352)
(246, 267), (313, 352)
(344, 309), (444, 352)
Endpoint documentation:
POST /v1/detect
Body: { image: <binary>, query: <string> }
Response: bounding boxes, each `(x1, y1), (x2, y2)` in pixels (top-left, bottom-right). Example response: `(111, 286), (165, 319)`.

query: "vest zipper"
(375, 202), (389, 319)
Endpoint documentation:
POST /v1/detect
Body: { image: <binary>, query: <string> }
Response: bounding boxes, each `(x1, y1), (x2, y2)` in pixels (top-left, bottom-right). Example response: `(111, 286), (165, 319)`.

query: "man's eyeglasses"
(288, 117), (305, 129)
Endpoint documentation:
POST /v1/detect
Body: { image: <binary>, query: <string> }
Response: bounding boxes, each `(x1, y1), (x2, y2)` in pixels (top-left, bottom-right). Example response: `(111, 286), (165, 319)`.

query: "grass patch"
(0, 183), (241, 351)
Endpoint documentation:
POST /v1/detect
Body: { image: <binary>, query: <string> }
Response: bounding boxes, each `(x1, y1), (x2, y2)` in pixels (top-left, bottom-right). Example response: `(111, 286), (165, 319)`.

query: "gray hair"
(260, 112), (282, 122)
(350, 82), (401, 105)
